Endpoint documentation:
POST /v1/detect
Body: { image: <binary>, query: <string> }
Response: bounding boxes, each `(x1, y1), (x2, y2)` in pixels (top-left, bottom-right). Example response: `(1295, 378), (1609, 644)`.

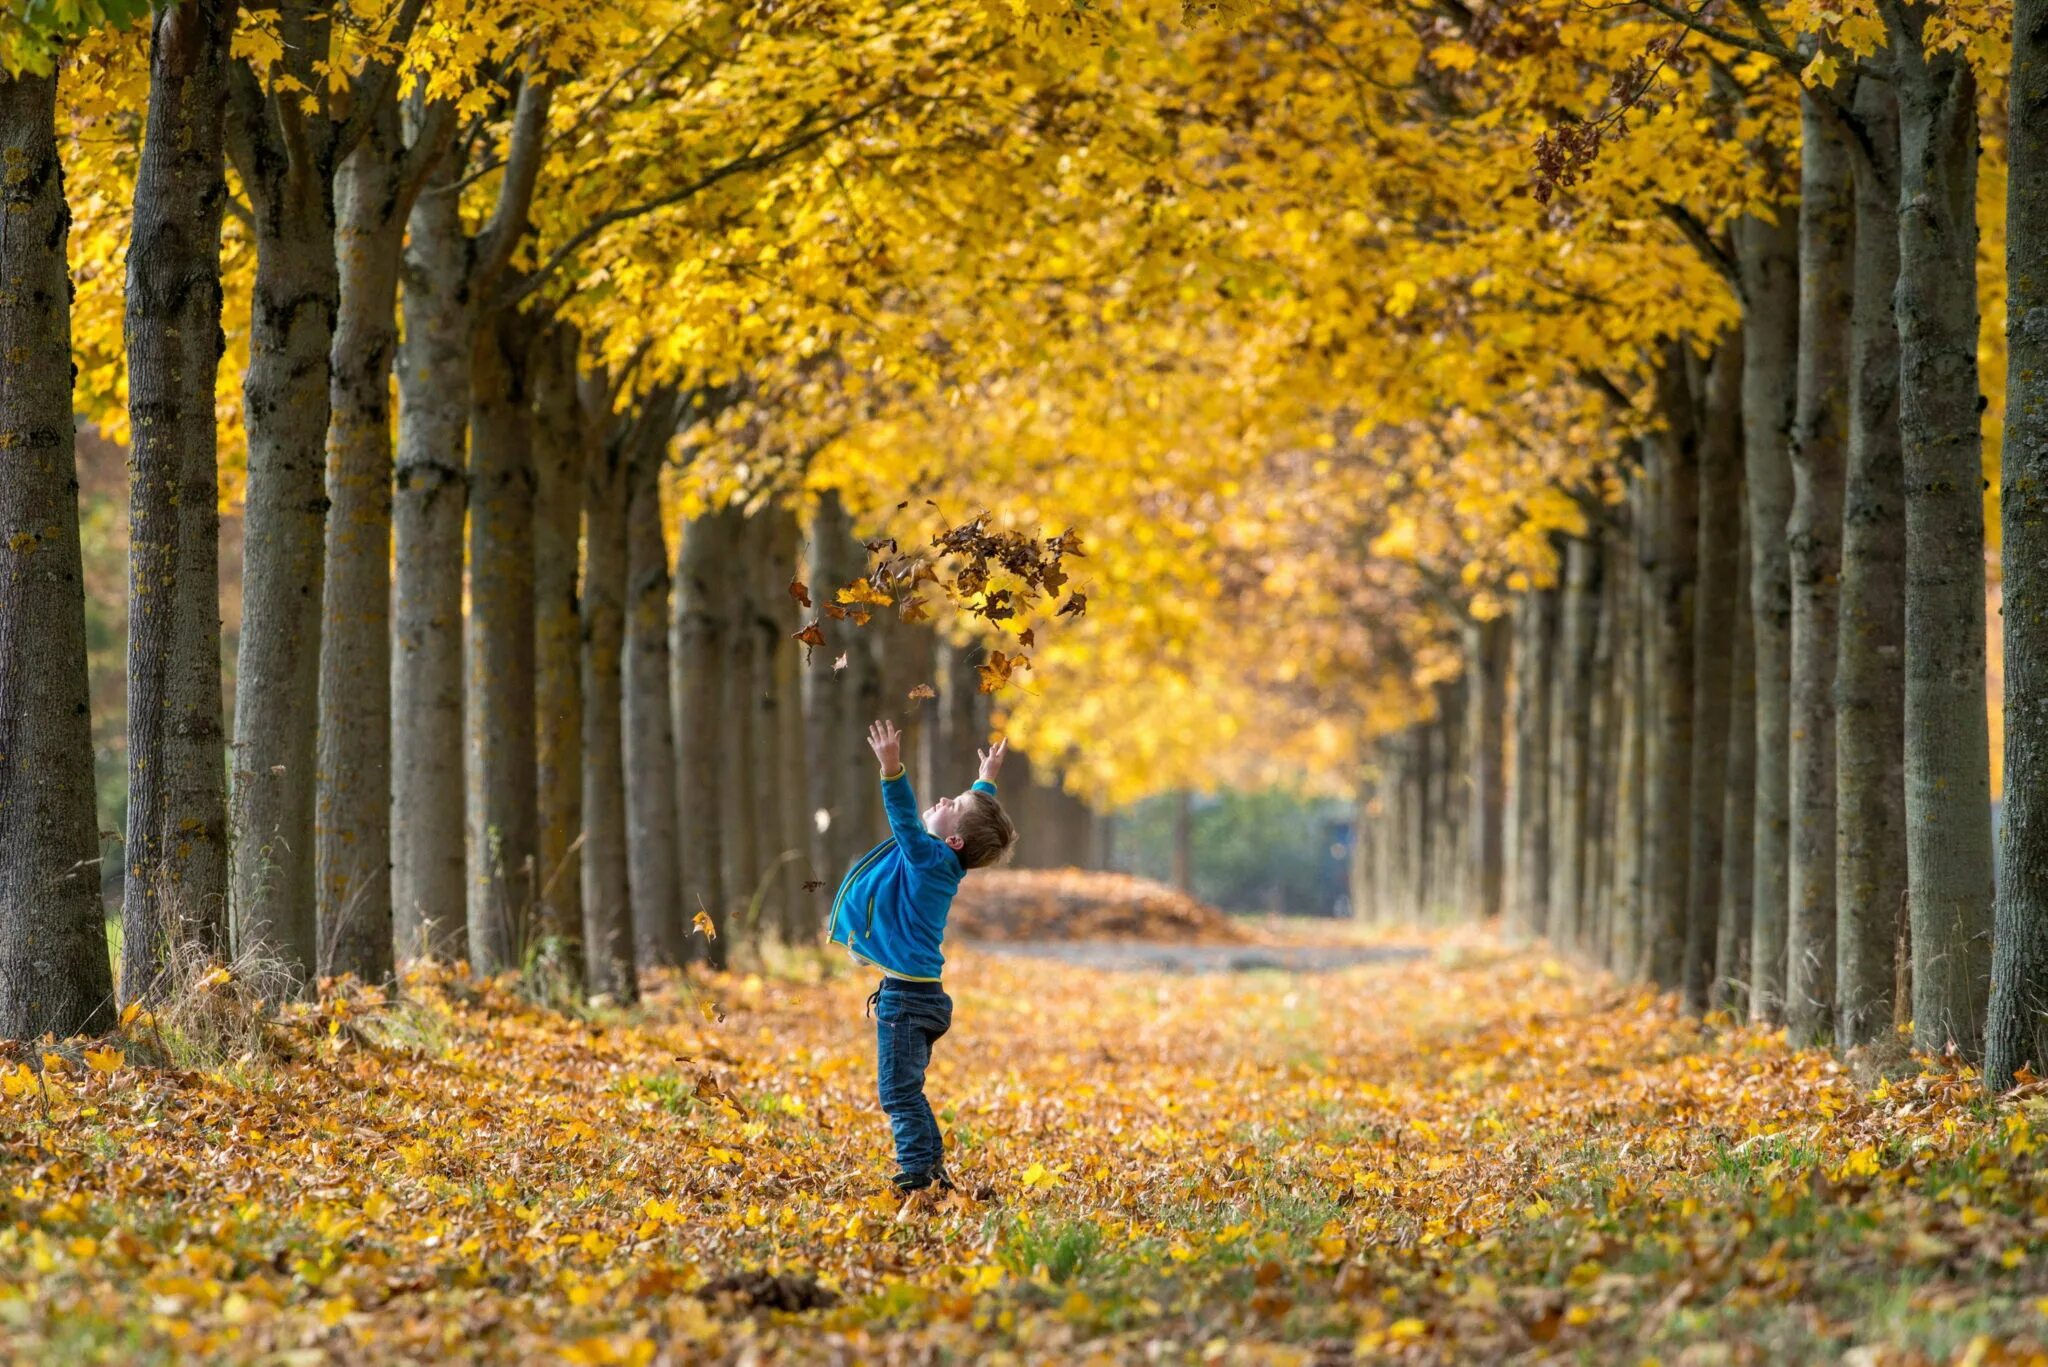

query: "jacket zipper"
(864, 896), (877, 938)
(832, 839), (891, 938)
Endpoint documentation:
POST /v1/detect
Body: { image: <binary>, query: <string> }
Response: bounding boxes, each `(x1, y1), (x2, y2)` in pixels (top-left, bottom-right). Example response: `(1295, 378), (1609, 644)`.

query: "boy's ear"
(945, 834), (965, 850)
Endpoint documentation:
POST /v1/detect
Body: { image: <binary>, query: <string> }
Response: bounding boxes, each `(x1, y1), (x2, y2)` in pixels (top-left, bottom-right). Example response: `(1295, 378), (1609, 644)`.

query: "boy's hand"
(978, 736), (1008, 784)
(868, 720), (902, 774)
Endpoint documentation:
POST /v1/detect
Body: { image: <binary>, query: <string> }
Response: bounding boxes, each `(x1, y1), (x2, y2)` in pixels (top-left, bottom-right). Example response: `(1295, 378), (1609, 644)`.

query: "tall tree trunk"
(674, 508), (733, 965)
(1612, 474), (1653, 976)
(316, 95), (415, 985)
(1887, 5), (1995, 1058)
(722, 514), (764, 934)
(1786, 97), (1853, 1046)
(803, 494), (864, 896)
(1585, 527), (1623, 959)
(1171, 789), (1194, 892)
(531, 328), (584, 985)
(1645, 361), (1700, 989)
(761, 510), (814, 940)
(1463, 614), (1509, 922)
(579, 380), (634, 1001)
(625, 410), (682, 967)
(1836, 73), (1909, 1049)
(464, 310), (537, 974)
(390, 77), (549, 963)
(1685, 336), (1745, 1013)
(1511, 590), (1555, 939)
(1552, 540), (1600, 945)
(1406, 724), (1432, 921)
(1718, 511), (1758, 1015)
(0, 69), (116, 1040)
(1736, 211), (1801, 1024)
(391, 163), (471, 962)
(1437, 679), (1468, 919)
(123, 0), (236, 999)
(1992, 0), (2048, 1089)
(227, 1), (369, 987)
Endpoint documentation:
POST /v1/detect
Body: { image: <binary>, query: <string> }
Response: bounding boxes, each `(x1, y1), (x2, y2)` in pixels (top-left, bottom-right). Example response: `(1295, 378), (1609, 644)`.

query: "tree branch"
(494, 93), (901, 311)
(1660, 201), (1742, 292)
(335, 0), (430, 163)
(473, 68), (555, 288)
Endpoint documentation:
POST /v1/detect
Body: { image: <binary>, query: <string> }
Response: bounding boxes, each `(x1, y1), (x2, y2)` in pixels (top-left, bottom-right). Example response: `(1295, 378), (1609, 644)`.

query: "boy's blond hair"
(955, 792), (1017, 869)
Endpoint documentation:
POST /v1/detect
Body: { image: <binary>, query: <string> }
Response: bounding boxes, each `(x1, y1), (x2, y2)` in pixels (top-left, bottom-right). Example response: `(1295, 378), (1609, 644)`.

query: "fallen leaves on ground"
(950, 868), (1253, 943)
(2, 935), (2045, 1363)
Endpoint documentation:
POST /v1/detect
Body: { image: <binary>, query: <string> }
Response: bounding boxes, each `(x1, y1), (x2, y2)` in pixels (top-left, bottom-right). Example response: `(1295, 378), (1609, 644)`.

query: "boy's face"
(922, 791), (976, 848)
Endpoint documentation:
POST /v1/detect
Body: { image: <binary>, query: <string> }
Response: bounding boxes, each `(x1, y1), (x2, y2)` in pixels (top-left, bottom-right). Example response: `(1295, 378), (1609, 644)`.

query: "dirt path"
(962, 939), (1426, 973)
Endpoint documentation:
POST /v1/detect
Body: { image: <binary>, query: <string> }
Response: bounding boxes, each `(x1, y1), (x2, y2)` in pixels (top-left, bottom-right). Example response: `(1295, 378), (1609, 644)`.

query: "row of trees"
(0, 0), (1134, 1043)
(1351, 0), (2048, 1090)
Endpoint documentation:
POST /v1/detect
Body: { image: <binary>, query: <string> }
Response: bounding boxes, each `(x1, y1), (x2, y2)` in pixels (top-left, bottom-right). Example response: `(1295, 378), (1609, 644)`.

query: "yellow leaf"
(82, 1045), (123, 1074)
(692, 909), (718, 940)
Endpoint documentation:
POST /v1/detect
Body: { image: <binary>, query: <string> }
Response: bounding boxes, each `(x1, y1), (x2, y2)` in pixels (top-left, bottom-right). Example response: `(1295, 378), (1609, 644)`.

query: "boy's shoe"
(891, 1165), (958, 1194)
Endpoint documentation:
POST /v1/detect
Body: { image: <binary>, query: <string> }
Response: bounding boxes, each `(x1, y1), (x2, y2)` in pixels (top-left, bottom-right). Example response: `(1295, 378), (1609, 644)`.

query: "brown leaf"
(1057, 592), (1088, 618)
(802, 879), (826, 893)
(789, 576), (812, 609)
(908, 683), (937, 701)
(792, 621), (825, 662)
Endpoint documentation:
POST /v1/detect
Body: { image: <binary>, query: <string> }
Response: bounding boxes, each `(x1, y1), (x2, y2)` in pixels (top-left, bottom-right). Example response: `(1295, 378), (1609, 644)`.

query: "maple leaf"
(1057, 592), (1088, 617)
(899, 597), (931, 624)
(978, 650), (1014, 694)
(692, 909), (718, 940)
(792, 621), (826, 662)
(82, 1045), (123, 1074)
(907, 683), (937, 701)
(788, 576), (812, 609)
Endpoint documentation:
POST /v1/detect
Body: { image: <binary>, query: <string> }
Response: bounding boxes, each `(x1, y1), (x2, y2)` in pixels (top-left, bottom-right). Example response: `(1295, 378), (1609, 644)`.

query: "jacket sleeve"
(971, 779), (997, 796)
(881, 770), (958, 874)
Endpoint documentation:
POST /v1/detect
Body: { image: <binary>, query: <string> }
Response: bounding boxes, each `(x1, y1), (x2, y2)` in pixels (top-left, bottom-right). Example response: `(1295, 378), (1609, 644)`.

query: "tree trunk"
(123, 0), (236, 998)
(1836, 72), (1909, 1049)
(227, 8), (355, 988)
(1736, 211), (1801, 1024)
(1511, 590), (1555, 939)
(1888, 6), (1995, 1059)
(1612, 473), (1652, 976)
(579, 380), (634, 1001)
(316, 96), (408, 985)
(463, 310), (537, 975)
(1685, 336), (1745, 1013)
(1645, 360), (1700, 989)
(1171, 789), (1194, 892)
(1990, 0), (2048, 1089)
(1785, 96), (1853, 1046)
(803, 494), (865, 897)
(392, 164), (472, 962)
(722, 514), (764, 935)
(1463, 614), (1510, 922)
(674, 508), (733, 965)
(769, 512), (815, 940)
(1718, 510), (1758, 1015)
(531, 328), (584, 985)
(0, 69), (117, 1040)
(625, 411), (682, 967)
(1436, 678), (1468, 919)
(1552, 540), (1600, 946)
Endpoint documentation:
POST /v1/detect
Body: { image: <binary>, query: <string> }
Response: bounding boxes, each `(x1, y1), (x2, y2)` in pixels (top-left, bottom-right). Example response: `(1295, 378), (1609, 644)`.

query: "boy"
(828, 719), (1017, 1193)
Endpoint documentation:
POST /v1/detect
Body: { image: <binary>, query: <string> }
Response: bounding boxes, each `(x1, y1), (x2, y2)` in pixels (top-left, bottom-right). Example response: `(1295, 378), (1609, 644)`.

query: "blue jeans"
(872, 979), (952, 1177)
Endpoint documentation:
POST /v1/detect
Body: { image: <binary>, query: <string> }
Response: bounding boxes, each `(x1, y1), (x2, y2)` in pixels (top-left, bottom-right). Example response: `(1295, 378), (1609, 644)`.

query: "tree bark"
(1990, 0), (2048, 1089)
(1735, 211), (1801, 1024)
(625, 407), (682, 966)
(1645, 359), (1700, 989)
(1463, 614), (1509, 922)
(0, 69), (117, 1041)
(531, 328), (584, 986)
(123, 0), (236, 999)
(463, 310), (537, 975)
(1586, 526), (1624, 960)
(762, 509), (814, 939)
(1685, 336), (1745, 1013)
(391, 76), (550, 962)
(722, 514), (764, 935)
(1887, 5), (1995, 1059)
(226, 8), (353, 988)
(1785, 96), (1853, 1046)
(674, 508), (733, 965)
(579, 378), (634, 1001)
(1511, 589), (1555, 940)
(803, 494), (865, 898)
(1836, 72), (1909, 1049)
(317, 92), (445, 985)
(1552, 540), (1600, 946)
(1718, 509), (1758, 1015)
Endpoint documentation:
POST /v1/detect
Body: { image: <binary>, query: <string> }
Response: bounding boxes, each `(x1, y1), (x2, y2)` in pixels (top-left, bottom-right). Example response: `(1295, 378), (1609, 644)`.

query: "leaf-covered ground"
(4, 931), (2046, 1364)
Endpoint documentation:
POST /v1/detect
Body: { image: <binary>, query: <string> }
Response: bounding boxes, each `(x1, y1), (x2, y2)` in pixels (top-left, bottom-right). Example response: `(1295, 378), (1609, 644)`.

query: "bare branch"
(473, 69), (555, 288)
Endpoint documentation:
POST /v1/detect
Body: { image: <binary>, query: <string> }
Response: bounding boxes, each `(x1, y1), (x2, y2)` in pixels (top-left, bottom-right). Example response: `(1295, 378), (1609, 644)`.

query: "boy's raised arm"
(869, 720), (948, 865)
(972, 737), (1006, 796)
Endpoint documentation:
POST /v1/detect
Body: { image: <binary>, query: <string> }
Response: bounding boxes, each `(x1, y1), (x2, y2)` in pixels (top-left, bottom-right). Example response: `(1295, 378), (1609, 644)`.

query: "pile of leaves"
(2, 939), (2045, 1363)
(949, 869), (1253, 944)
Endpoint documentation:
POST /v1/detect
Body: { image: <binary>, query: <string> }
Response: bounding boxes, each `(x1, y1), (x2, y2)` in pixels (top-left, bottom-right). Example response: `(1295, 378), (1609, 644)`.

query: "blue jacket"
(827, 770), (997, 981)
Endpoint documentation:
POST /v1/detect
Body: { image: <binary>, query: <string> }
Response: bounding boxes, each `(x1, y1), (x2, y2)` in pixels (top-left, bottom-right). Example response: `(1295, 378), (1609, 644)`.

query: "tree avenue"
(0, 0), (2044, 1098)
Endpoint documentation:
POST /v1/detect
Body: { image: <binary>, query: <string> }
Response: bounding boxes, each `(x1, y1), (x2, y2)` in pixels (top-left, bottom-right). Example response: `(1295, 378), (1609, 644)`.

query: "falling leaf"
(833, 652), (849, 672)
(1057, 592), (1087, 617)
(788, 577), (812, 609)
(700, 1000), (725, 1025)
(802, 879), (826, 893)
(793, 621), (825, 662)
(692, 909), (718, 940)
(907, 683), (937, 701)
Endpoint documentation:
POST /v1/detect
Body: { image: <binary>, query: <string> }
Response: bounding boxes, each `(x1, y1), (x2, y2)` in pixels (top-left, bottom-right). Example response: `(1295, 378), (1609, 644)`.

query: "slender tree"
(123, 0), (237, 998)
(1643, 358), (1699, 988)
(0, 64), (116, 1039)
(674, 505), (735, 965)
(625, 396), (684, 966)
(579, 373), (636, 1001)
(531, 327), (586, 985)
